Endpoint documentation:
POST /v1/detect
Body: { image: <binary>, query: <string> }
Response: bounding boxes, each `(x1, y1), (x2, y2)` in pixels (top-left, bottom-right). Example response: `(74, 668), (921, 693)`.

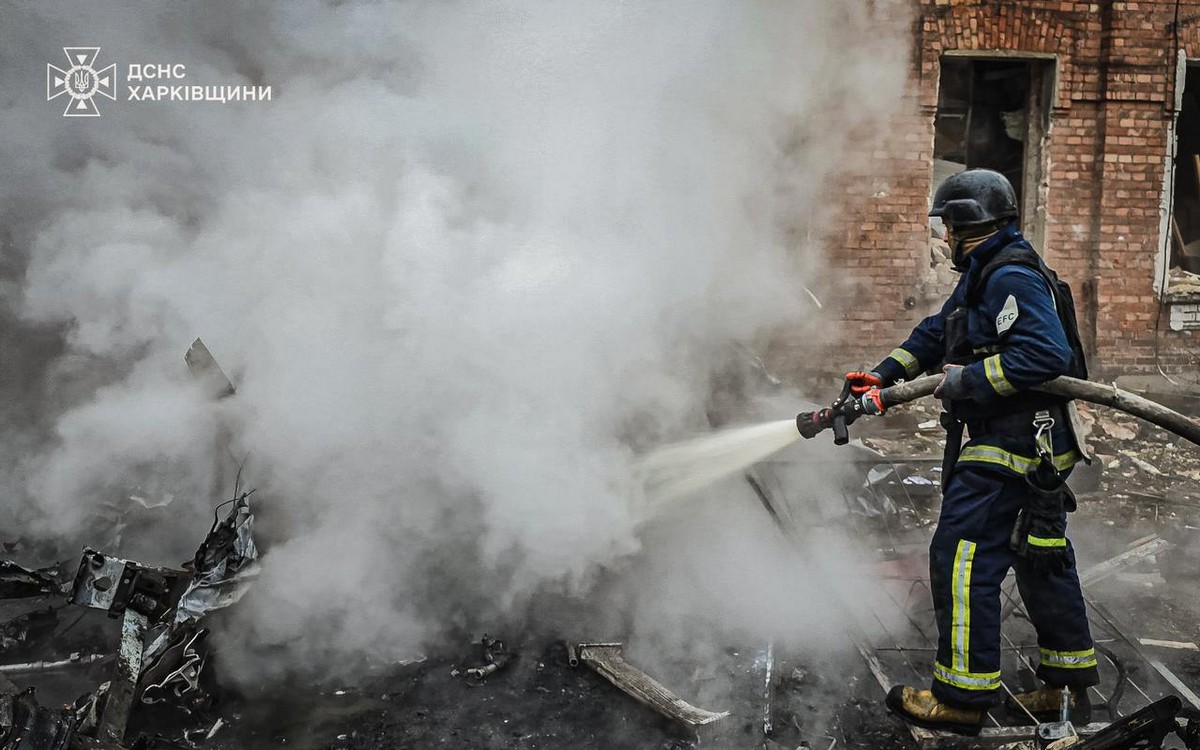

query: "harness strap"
(965, 405), (1068, 439)
(941, 411), (965, 492)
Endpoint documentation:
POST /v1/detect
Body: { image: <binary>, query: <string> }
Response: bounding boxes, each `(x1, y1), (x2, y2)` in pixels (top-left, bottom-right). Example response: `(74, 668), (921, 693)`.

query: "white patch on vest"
(996, 294), (1019, 334)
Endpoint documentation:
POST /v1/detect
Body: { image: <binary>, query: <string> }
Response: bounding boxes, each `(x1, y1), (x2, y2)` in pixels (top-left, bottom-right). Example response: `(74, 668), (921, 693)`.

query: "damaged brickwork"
(800, 1), (1200, 378)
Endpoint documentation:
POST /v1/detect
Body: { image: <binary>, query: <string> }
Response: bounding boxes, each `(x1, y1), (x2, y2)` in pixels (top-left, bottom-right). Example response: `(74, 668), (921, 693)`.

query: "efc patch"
(996, 294), (1019, 334)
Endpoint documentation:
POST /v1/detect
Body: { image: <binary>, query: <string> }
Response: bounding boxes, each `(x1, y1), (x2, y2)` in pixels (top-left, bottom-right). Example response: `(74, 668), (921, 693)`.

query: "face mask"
(948, 224), (1000, 271)
(946, 225), (967, 271)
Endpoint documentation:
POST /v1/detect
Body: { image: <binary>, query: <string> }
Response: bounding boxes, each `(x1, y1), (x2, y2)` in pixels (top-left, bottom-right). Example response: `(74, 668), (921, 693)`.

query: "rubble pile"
(0, 493), (256, 749)
(3, 351), (1200, 748)
(1169, 268), (1200, 298)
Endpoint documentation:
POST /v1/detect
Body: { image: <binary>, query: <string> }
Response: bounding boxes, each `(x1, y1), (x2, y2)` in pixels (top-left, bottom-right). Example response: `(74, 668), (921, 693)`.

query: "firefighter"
(848, 169), (1099, 735)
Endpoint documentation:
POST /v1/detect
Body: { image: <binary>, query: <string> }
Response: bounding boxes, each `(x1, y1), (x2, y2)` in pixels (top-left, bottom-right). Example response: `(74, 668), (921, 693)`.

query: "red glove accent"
(845, 370), (883, 396)
(860, 386), (886, 415)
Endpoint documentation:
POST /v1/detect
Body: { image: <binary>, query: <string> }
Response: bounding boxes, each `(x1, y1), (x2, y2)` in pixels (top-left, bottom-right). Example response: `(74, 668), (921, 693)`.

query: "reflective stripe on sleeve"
(933, 662), (1002, 691)
(1039, 647), (1098, 669)
(887, 347), (921, 379)
(983, 355), (1017, 396)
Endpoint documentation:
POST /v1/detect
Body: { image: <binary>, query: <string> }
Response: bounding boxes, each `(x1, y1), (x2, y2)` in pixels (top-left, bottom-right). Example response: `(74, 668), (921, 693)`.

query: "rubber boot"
(1006, 686), (1091, 724)
(885, 685), (985, 736)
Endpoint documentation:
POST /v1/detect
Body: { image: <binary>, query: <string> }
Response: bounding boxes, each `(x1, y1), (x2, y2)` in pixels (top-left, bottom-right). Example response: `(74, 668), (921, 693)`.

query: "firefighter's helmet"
(929, 169), (1019, 228)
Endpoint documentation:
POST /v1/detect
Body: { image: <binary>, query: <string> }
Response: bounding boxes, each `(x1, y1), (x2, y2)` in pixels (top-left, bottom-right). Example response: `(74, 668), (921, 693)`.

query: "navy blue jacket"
(872, 223), (1080, 475)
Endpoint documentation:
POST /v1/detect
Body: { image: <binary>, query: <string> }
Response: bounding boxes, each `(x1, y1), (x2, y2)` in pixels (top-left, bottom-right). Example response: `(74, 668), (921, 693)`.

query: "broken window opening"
(931, 56), (1053, 255)
(1168, 64), (1200, 296)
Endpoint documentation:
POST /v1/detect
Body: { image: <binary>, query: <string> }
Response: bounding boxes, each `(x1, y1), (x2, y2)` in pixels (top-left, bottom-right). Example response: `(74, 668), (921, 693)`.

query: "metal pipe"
(0, 653), (109, 673)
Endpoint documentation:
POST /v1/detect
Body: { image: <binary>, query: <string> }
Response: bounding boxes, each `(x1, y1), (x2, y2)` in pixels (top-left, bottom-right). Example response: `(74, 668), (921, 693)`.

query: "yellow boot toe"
(885, 685), (984, 736)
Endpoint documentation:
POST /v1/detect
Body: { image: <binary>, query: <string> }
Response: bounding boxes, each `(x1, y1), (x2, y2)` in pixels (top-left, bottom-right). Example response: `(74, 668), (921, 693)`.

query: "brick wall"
(806, 0), (1200, 379)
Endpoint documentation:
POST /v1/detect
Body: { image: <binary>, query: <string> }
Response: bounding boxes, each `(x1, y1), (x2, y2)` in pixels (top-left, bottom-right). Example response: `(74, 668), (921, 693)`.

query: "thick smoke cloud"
(0, 2), (909, 681)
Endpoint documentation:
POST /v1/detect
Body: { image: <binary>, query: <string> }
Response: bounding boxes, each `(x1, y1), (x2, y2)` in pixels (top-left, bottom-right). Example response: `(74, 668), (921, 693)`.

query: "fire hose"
(797, 374), (1200, 448)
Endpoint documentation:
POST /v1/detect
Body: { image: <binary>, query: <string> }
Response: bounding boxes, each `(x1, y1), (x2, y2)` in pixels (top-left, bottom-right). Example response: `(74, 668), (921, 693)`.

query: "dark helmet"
(929, 169), (1018, 228)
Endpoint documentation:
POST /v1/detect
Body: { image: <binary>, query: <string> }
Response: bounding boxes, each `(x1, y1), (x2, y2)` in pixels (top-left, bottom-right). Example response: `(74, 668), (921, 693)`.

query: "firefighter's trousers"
(928, 466), (1099, 708)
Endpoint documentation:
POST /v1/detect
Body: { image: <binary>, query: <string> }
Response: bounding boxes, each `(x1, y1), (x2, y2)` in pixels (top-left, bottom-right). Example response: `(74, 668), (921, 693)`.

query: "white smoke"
(0, 1), (910, 682)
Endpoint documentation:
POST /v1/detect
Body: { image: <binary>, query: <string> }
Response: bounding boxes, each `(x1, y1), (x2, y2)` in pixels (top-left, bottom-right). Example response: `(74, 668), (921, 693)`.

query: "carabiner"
(1032, 410), (1055, 460)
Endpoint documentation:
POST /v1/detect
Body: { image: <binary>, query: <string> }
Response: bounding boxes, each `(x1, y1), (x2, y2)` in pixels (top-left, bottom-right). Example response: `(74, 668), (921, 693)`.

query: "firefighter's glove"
(1016, 458), (1073, 576)
(859, 387), (886, 416)
(933, 364), (968, 401)
(844, 370), (883, 396)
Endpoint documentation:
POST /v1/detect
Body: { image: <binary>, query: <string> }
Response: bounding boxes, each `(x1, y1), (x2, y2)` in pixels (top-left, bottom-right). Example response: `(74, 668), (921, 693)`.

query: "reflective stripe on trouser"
(950, 541), (976, 673)
(933, 663), (1001, 692)
(929, 467), (1098, 708)
(1039, 647), (1098, 670)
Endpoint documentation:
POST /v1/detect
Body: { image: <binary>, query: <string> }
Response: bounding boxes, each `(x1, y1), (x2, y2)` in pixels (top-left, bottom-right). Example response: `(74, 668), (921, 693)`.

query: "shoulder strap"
(966, 244), (1045, 305)
(968, 243), (1090, 380)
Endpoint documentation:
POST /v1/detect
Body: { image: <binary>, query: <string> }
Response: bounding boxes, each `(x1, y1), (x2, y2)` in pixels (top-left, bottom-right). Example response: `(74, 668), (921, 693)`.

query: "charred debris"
(0, 489), (255, 749)
(4, 346), (1200, 749)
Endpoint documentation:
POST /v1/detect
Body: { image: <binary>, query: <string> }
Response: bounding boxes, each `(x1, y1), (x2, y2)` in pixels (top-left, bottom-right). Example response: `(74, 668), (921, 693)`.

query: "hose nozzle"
(796, 410), (827, 439)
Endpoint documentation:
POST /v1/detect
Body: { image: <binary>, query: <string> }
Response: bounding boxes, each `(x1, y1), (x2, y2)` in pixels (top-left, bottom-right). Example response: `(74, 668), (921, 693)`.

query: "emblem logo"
(47, 47), (116, 117)
(996, 294), (1019, 334)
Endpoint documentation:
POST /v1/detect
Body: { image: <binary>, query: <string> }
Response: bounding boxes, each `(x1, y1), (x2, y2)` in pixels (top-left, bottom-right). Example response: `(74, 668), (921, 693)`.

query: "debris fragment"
(147, 491), (259, 663)
(1076, 535), (1171, 588)
(1170, 266), (1200, 296)
(99, 604), (149, 742)
(205, 717), (225, 739)
(1036, 718), (1077, 748)
(1137, 638), (1200, 651)
(69, 550), (190, 623)
(0, 608), (57, 654)
(0, 652), (109, 674)
(1118, 450), (1162, 476)
(572, 642), (728, 730)
(140, 628), (210, 706)
(184, 337), (236, 399)
(0, 687), (79, 749)
(1063, 695), (1190, 749)
(459, 635), (513, 681)
(0, 489), (259, 747)
(1098, 417), (1137, 441)
(756, 643), (774, 739)
(0, 561), (61, 600)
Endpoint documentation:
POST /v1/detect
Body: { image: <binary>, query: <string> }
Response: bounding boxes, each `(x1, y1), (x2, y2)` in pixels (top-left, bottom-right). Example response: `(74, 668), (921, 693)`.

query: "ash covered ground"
(5, 391), (1200, 750)
(0, 3), (923, 748)
(5, 4), (1199, 750)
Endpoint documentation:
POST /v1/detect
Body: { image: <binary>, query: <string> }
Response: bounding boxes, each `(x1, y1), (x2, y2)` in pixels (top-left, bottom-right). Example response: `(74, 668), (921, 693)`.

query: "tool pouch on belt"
(1010, 412), (1076, 575)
